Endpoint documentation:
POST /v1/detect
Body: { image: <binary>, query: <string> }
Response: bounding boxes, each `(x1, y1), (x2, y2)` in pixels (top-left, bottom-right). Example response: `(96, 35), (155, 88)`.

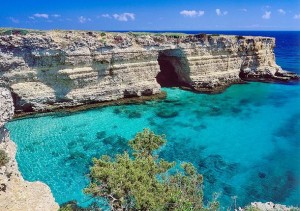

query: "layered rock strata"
(0, 29), (299, 210)
(0, 30), (298, 114)
(0, 86), (59, 211)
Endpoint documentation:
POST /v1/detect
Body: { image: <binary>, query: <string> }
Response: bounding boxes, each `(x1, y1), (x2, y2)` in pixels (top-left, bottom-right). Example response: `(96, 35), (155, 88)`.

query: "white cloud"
(278, 9), (286, 15)
(33, 13), (49, 19)
(78, 16), (91, 23)
(101, 14), (111, 18)
(262, 11), (271, 19)
(9, 17), (20, 23)
(180, 10), (205, 17)
(113, 13), (135, 21)
(52, 14), (61, 18)
(240, 8), (247, 12)
(198, 11), (205, 16)
(294, 14), (300, 19)
(216, 9), (228, 16)
(216, 9), (221, 16)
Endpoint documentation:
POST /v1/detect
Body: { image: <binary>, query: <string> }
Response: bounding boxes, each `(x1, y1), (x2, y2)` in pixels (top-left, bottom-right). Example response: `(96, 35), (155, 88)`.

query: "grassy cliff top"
(0, 28), (223, 38)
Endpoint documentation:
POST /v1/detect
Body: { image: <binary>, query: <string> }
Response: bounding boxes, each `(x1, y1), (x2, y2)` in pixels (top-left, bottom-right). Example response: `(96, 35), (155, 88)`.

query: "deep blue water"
(6, 31), (300, 209)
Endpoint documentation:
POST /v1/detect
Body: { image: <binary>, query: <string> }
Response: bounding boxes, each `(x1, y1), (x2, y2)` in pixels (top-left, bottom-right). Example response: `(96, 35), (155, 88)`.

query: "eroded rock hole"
(11, 92), (34, 113)
(156, 50), (192, 88)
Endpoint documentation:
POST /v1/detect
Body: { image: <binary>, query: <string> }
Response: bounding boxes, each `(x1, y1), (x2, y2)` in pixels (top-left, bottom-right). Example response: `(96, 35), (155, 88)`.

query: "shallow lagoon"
(7, 81), (300, 209)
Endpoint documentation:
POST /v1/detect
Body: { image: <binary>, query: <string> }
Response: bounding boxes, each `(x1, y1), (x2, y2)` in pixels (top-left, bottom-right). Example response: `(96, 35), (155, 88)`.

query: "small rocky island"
(0, 29), (299, 210)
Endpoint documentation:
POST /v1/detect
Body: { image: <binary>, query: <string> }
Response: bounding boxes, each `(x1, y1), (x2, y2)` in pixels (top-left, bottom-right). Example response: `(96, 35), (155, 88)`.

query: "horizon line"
(1, 27), (300, 32)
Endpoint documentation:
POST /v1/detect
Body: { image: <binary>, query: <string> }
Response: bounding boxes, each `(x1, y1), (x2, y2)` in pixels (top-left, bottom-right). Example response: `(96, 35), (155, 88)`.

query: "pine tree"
(84, 129), (219, 210)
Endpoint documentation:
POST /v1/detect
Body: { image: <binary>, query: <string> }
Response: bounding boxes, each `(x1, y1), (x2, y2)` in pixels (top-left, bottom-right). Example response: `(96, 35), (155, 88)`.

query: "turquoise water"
(5, 31), (300, 209)
(6, 83), (300, 208)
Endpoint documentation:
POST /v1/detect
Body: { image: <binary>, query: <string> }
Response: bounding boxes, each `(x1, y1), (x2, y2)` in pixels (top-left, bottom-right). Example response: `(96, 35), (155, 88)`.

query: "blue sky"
(1, 0), (299, 31)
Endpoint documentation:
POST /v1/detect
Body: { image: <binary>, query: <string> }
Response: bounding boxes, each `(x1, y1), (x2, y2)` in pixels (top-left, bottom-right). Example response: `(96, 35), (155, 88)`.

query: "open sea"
(6, 31), (300, 209)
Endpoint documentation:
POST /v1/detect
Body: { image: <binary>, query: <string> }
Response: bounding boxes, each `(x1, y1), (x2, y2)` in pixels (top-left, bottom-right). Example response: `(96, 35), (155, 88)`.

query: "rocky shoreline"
(13, 91), (166, 119)
(0, 29), (299, 210)
(0, 86), (59, 211)
(0, 29), (298, 115)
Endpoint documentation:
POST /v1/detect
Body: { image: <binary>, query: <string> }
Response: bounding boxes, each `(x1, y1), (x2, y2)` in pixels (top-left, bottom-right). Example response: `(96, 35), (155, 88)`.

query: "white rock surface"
(249, 202), (299, 211)
(0, 87), (59, 211)
(0, 30), (299, 210)
(0, 30), (297, 113)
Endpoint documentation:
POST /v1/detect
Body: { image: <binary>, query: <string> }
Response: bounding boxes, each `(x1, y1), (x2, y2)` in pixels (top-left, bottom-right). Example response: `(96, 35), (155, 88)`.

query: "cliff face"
(0, 85), (59, 211)
(0, 30), (298, 113)
(0, 30), (298, 210)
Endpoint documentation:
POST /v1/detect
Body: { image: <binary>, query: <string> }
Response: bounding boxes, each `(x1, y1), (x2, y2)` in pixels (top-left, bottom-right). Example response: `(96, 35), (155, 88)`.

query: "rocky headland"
(0, 85), (59, 211)
(0, 29), (298, 115)
(0, 29), (299, 210)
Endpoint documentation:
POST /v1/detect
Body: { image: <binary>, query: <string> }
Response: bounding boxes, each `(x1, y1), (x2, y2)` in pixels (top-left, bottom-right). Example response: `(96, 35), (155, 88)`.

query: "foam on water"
(6, 82), (300, 208)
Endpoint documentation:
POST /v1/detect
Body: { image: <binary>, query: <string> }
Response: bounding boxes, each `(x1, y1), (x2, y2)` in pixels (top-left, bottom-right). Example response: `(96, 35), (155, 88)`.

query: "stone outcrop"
(0, 86), (59, 211)
(242, 202), (300, 211)
(0, 29), (299, 210)
(0, 30), (298, 114)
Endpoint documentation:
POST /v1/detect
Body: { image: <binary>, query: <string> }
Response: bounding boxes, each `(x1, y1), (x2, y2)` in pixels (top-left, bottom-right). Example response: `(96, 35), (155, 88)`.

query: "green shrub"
(163, 32), (186, 38)
(0, 29), (29, 35)
(59, 201), (101, 211)
(84, 129), (218, 210)
(0, 149), (9, 167)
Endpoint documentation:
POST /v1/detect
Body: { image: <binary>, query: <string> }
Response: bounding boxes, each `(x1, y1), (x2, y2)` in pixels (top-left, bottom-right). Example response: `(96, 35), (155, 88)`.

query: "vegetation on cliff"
(0, 149), (9, 166)
(84, 129), (219, 210)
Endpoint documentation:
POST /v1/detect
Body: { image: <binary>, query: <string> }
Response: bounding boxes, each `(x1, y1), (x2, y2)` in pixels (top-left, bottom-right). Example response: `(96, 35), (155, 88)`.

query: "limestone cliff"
(0, 86), (59, 211)
(0, 29), (298, 114)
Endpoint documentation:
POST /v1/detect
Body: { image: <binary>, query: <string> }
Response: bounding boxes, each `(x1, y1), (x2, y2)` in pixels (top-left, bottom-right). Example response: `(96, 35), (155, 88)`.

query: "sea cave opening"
(156, 50), (192, 88)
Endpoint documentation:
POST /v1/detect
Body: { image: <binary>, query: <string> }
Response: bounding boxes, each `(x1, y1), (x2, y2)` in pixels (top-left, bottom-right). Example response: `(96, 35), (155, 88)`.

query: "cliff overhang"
(0, 29), (299, 210)
(0, 29), (299, 115)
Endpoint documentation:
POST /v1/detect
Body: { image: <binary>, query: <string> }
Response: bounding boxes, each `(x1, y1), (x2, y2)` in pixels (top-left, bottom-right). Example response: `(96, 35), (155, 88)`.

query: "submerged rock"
(102, 135), (129, 155)
(126, 110), (142, 119)
(258, 172), (266, 179)
(156, 109), (179, 118)
(96, 131), (107, 139)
